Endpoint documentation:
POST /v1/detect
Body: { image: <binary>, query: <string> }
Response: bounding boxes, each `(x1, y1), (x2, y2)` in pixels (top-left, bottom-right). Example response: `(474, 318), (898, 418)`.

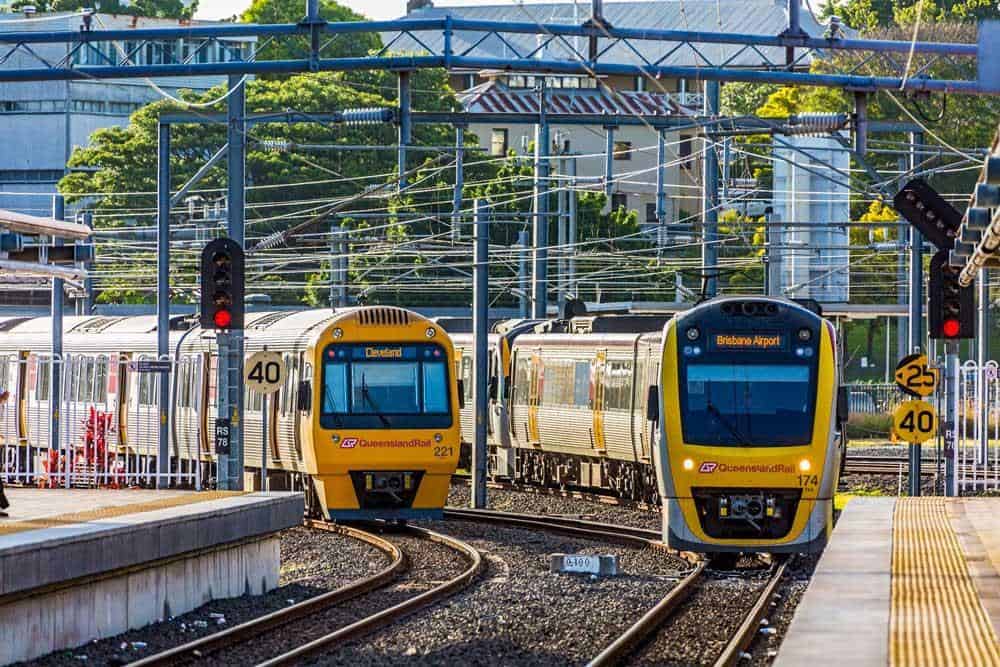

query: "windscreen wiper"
(360, 374), (391, 427)
(706, 399), (749, 445)
(323, 386), (343, 427)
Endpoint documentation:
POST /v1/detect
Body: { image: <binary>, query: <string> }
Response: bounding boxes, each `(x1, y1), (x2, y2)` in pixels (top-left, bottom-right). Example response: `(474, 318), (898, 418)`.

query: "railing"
(1, 353), (202, 489)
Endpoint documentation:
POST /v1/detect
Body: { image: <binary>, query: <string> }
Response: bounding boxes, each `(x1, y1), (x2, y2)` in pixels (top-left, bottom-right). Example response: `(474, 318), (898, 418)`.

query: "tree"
(58, 70), (461, 305)
(241, 0), (380, 63)
(13, 0), (196, 18)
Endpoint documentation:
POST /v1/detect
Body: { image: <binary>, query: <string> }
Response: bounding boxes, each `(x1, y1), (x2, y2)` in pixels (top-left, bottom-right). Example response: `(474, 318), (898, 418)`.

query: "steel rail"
(588, 561), (706, 667)
(444, 506), (661, 544)
(128, 523), (404, 667)
(713, 559), (790, 667)
(255, 523), (483, 667)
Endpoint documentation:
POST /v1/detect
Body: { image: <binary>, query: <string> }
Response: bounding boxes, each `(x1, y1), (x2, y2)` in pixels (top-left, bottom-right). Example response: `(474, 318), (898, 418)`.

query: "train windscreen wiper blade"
(706, 400), (749, 445)
(360, 374), (391, 427)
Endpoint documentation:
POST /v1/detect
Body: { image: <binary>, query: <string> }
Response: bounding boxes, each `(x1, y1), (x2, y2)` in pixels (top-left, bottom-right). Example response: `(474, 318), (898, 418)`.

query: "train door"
(527, 348), (541, 444)
(633, 348), (650, 462)
(592, 349), (607, 452)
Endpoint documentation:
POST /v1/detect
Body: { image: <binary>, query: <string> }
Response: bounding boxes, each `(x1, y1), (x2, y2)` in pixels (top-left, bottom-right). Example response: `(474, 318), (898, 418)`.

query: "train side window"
(511, 353), (530, 404)
(604, 360), (633, 411)
(94, 358), (108, 404)
(37, 358), (50, 400)
(573, 361), (590, 406)
(461, 356), (473, 402)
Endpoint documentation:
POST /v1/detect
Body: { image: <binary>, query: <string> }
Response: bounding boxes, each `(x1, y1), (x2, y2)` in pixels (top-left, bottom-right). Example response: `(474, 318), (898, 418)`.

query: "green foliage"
(846, 412), (893, 440)
(13, 0), (196, 17)
(240, 0), (380, 63)
(826, 0), (999, 30)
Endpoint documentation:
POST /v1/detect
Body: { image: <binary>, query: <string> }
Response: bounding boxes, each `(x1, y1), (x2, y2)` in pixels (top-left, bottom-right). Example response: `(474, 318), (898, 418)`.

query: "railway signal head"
(200, 238), (245, 331)
(894, 179), (962, 251)
(928, 249), (974, 340)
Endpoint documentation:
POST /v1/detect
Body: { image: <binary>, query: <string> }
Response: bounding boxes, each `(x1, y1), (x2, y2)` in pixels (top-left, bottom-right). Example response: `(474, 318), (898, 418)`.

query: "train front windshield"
(321, 343), (452, 429)
(681, 364), (814, 446)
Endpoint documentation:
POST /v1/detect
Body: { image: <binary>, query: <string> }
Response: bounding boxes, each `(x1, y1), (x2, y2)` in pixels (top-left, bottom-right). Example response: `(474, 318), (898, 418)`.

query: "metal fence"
(954, 360), (1000, 493)
(844, 382), (905, 415)
(1, 353), (201, 489)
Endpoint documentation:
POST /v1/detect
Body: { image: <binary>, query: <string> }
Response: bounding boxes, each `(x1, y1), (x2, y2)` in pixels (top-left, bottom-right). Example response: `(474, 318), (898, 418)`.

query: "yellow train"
(448, 297), (846, 553)
(658, 297), (846, 553)
(0, 306), (462, 521)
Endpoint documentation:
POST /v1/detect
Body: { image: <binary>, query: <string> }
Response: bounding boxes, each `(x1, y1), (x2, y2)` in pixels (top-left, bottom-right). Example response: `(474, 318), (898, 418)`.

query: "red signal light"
(213, 309), (233, 329)
(942, 318), (961, 338)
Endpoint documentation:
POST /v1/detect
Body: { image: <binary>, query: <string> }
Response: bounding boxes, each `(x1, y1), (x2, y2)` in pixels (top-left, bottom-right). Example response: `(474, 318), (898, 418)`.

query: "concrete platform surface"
(0, 488), (304, 597)
(775, 497), (1000, 667)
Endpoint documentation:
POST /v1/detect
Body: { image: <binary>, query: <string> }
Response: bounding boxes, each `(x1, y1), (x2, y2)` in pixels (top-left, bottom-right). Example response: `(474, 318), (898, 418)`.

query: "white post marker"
(244, 350), (285, 492)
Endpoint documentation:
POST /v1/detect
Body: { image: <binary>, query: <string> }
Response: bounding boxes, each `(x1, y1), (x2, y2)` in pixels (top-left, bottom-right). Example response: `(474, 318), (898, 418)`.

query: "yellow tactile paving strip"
(891, 497), (1000, 667)
(0, 491), (244, 537)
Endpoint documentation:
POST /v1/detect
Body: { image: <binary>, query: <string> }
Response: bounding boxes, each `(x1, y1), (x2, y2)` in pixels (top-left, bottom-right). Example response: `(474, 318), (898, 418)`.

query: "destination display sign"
(711, 333), (786, 350)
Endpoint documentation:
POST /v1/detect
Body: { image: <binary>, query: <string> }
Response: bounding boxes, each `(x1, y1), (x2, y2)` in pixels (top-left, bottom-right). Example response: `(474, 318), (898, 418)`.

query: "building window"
(680, 134), (693, 169)
(646, 203), (657, 222)
(508, 75), (526, 88)
(0, 170), (64, 183)
(613, 141), (632, 161)
(611, 193), (628, 211)
(491, 129), (509, 157)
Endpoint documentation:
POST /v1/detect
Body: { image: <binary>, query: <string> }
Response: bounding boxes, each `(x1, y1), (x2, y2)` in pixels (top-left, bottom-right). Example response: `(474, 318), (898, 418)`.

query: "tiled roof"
(458, 80), (696, 116)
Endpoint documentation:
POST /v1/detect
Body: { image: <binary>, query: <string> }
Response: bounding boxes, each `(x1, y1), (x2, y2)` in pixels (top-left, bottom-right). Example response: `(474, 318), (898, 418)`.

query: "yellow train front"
(301, 307), (462, 521)
(657, 297), (845, 554)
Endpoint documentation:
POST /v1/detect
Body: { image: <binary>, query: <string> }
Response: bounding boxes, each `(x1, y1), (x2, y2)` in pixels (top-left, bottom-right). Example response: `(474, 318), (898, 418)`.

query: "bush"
(847, 413), (893, 440)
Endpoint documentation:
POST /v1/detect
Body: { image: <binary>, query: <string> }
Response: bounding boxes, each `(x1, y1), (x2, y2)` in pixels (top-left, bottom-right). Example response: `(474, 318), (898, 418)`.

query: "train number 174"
(798, 474), (818, 487)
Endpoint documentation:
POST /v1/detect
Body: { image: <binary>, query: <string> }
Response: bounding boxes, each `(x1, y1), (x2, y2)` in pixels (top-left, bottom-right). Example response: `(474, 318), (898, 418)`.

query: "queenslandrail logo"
(341, 436), (431, 449)
(698, 462), (795, 474)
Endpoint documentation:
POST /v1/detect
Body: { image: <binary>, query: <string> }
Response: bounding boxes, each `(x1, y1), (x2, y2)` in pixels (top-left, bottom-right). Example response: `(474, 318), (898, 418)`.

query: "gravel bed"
(449, 481), (661, 531)
(305, 518), (691, 666)
(746, 555), (820, 666)
(847, 445), (939, 459)
(214, 530), (470, 666)
(25, 526), (389, 667)
(633, 558), (773, 666)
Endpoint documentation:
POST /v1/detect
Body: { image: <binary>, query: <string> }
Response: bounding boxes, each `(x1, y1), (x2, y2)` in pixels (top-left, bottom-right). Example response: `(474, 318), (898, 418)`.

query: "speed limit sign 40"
(245, 351), (286, 395)
(892, 399), (938, 444)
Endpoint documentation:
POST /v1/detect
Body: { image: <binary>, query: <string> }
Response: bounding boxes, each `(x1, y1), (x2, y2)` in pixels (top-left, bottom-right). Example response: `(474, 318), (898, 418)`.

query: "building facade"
(0, 10), (255, 217)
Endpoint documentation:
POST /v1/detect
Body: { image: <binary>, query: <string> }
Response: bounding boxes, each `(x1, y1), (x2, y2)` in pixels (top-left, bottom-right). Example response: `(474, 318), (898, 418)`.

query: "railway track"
(446, 506), (790, 666)
(130, 521), (482, 667)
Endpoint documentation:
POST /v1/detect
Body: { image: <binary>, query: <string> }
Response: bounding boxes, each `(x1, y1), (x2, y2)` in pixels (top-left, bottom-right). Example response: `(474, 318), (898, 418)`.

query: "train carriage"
(0, 306), (462, 521)
(657, 297), (846, 553)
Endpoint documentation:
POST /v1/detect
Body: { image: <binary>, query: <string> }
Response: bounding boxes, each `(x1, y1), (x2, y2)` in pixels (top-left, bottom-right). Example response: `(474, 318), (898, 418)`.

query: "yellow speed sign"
(894, 353), (938, 398)
(893, 399), (938, 444)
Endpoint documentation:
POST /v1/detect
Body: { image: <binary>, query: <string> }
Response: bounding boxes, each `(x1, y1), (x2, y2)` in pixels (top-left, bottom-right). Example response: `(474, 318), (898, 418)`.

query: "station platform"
(0, 487), (303, 663)
(776, 497), (1000, 667)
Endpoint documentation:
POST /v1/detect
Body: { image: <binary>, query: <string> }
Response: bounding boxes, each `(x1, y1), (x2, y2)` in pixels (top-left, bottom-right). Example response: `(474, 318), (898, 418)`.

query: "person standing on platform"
(0, 388), (9, 517)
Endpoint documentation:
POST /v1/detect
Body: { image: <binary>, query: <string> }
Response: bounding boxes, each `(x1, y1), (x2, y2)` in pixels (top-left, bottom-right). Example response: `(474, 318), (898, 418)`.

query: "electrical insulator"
(786, 113), (848, 135)
(341, 107), (394, 126)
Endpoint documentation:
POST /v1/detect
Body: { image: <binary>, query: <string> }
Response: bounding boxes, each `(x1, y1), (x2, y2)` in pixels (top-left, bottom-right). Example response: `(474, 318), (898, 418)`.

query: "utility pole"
(603, 126), (615, 198)
(398, 71), (411, 191)
(532, 79), (549, 319)
(518, 230), (529, 318)
(567, 156), (577, 300)
(907, 132), (924, 498)
(557, 156), (567, 313)
(471, 200), (489, 508)
(51, 195), (65, 487)
(156, 124), (170, 489)
(217, 74), (246, 491)
(452, 125), (464, 241)
(702, 81), (720, 297)
(978, 269), (989, 463)
(329, 220), (348, 308)
(656, 129), (667, 253)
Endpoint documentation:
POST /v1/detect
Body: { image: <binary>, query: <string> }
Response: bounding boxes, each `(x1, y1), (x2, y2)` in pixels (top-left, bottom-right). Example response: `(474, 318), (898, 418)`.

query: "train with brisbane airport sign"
(0, 306), (463, 522)
(446, 296), (847, 554)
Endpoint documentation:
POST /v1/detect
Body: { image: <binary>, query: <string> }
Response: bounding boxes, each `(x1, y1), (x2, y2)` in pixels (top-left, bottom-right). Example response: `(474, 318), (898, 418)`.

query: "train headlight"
(425, 327), (436, 339)
(333, 327), (344, 339)
(686, 327), (700, 341)
(797, 328), (812, 341)
(799, 459), (811, 472)
(683, 458), (694, 471)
